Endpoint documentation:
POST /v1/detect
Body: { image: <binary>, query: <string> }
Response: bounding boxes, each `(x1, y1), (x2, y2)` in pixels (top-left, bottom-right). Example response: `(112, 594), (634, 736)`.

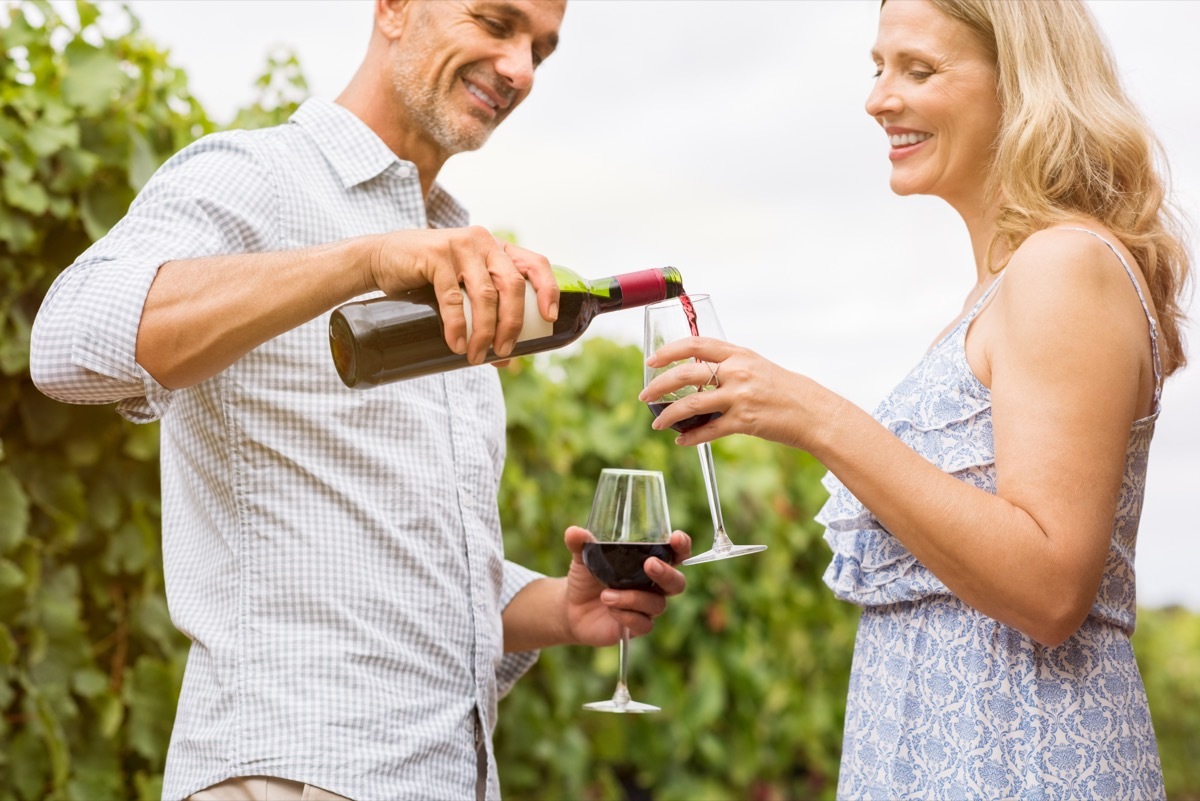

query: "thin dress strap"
(1056, 227), (1164, 406)
(965, 273), (1006, 321)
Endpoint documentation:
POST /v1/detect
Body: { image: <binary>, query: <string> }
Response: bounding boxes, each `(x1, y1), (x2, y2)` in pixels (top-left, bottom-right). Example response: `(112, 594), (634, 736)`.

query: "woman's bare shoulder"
(989, 224), (1152, 383)
(1000, 224), (1142, 312)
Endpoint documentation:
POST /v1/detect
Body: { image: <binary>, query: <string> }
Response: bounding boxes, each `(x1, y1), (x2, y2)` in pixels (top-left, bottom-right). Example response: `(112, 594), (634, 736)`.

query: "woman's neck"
(957, 199), (1004, 288)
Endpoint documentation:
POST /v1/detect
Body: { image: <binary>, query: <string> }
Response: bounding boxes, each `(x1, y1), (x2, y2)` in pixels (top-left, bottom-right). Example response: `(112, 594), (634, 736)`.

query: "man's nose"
(495, 42), (535, 94)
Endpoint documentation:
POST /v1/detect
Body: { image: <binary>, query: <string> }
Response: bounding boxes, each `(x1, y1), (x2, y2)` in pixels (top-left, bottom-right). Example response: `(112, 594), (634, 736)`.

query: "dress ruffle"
(818, 300), (1152, 627)
(832, 231), (1166, 800)
(818, 316), (997, 607)
(819, 471), (954, 606)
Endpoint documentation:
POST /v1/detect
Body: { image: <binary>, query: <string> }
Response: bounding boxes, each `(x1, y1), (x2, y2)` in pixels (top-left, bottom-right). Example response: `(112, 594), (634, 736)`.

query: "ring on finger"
(705, 360), (721, 389)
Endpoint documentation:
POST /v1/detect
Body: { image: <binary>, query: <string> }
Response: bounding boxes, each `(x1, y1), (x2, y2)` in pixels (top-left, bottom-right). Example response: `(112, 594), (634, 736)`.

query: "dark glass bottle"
(329, 266), (684, 388)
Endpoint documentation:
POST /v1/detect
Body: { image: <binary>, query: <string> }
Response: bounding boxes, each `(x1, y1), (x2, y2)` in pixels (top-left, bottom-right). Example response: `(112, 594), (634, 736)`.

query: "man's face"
(390, 0), (566, 157)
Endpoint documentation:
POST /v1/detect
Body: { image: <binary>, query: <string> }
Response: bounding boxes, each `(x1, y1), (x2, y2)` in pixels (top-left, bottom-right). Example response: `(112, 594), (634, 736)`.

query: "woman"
(641, 1), (1190, 798)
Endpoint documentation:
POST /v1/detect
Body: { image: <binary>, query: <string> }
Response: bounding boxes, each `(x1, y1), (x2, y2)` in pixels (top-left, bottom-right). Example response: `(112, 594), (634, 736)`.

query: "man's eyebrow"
(479, 1), (560, 51)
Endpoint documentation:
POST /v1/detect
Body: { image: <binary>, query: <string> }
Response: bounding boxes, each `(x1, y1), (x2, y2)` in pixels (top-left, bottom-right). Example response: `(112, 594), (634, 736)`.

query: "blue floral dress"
(818, 230), (1165, 800)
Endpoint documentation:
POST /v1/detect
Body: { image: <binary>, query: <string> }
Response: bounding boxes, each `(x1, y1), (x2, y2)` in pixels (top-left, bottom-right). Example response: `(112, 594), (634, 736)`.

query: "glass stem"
(612, 626), (632, 706)
(697, 442), (732, 550)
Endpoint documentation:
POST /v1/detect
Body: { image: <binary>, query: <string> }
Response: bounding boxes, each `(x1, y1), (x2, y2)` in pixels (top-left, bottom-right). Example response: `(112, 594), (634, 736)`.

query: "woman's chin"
(888, 176), (924, 197)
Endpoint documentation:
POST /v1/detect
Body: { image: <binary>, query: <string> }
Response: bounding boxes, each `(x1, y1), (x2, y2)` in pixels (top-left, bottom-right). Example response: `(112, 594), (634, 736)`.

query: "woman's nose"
(865, 73), (901, 120)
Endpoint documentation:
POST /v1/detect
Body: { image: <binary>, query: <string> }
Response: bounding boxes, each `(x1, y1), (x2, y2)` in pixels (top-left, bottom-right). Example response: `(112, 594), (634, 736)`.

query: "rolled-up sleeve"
(496, 559), (545, 696)
(30, 131), (278, 422)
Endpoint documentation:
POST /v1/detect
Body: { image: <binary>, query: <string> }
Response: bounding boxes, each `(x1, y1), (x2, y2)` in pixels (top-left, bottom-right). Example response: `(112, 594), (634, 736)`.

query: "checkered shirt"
(30, 98), (542, 801)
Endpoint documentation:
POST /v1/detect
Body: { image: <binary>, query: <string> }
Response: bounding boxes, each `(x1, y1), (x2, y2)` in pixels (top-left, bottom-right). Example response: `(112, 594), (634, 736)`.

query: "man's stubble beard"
(391, 51), (498, 156)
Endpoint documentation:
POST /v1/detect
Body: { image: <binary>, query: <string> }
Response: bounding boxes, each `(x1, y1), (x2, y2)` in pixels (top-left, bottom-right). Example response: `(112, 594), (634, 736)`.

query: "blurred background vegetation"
(1, 2), (1197, 799)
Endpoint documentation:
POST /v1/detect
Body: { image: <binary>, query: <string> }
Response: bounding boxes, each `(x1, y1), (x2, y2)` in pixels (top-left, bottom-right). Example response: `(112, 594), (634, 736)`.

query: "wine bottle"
(329, 265), (684, 388)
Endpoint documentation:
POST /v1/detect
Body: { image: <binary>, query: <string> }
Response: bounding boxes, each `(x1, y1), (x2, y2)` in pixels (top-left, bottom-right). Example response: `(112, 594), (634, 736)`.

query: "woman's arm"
(642, 229), (1155, 646)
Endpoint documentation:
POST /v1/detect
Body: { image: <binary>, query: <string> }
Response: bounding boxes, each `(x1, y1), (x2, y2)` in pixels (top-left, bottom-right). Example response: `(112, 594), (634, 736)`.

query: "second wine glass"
(643, 294), (767, 565)
(581, 468), (674, 713)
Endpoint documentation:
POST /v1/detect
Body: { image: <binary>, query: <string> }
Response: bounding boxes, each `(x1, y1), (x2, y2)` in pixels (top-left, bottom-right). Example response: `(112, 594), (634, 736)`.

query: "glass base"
(582, 699), (660, 714)
(681, 543), (767, 565)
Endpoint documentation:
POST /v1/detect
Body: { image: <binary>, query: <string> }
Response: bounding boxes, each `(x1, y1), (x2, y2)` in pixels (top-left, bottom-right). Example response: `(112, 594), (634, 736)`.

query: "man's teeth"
(466, 83), (498, 109)
(890, 132), (932, 147)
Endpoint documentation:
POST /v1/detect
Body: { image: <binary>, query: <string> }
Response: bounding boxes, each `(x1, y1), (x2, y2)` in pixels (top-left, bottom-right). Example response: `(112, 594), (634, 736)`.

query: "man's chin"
(440, 125), (497, 156)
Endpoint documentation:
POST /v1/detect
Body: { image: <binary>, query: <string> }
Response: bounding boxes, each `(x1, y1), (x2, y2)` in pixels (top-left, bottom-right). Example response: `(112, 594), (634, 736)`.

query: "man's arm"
(502, 528), (690, 653)
(32, 131), (559, 404)
(133, 225), (547, 390)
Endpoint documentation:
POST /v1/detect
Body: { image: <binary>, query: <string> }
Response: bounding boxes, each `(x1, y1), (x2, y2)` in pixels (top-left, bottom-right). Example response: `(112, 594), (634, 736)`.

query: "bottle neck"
(590, 267), (684, 313)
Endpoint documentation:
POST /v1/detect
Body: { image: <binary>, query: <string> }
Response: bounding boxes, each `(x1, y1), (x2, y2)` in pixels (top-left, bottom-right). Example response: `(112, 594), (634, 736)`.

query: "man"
(30, 2), (689, 799)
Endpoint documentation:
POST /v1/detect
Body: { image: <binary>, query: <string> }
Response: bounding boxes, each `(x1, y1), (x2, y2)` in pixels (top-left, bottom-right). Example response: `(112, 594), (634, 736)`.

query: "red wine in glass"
(582, 542), (676, 592)
(646, 402), (722, 434)
(646, 292), (718, 432)
(582, 468), (671, 714)
(643, 293), (768, 565)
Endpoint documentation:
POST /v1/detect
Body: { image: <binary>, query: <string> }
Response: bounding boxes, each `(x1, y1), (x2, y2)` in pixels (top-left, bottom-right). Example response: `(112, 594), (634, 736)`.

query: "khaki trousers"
(187, 776), (352, 801)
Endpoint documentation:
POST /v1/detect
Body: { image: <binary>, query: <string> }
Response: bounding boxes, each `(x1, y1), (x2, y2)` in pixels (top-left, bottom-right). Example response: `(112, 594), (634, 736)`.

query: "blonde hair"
(926, 0), (1192, 375)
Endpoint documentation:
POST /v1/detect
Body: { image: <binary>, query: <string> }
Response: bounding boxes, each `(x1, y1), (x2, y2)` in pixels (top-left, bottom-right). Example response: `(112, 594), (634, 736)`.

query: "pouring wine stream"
(643, 294), (767, 565)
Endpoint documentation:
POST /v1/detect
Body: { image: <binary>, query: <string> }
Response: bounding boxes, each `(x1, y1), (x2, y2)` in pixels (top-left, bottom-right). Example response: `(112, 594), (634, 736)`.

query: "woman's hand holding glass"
(642, 295), (768, 564)
(640, 336), (822, 453)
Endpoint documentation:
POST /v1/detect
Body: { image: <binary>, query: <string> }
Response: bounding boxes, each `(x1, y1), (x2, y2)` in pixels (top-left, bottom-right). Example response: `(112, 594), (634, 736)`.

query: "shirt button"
(460, 488), (475, 508)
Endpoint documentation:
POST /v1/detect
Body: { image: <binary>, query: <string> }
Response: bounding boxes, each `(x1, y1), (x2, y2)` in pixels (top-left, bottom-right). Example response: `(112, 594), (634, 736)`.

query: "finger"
(645, 557), (687, 596)
(451, 227), (514, 364)
(673, 410), (733, 447)
(670, 530), (693, 563)
(692, 360), (720, 390)
(650, 385), (721, 432)
(644, 336), (732, 368)
(457, 247), (518, 361)
(600, 606), (655, 637)
(619, 612), (656, 638)
(428, 261), (469, 356)
(639, 358), (725, 403)
(602, 588), (668, 619)
(487, 246), (529, 358)
(457, 275), (500, 365)
(639, 361), (699, 403)
(563, 525), (594, 559)
(505, 243), (559, 323)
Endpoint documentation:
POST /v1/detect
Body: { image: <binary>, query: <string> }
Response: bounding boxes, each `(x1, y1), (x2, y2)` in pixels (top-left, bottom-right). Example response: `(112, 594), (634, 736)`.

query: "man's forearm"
(135, 237), (375, 389)
(502, 577), (572, 653)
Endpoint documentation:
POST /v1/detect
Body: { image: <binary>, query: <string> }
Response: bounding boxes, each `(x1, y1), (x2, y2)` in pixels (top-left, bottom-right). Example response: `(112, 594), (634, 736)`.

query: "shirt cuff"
(496, 560), (545, 697)
(69, 258), (175, 422)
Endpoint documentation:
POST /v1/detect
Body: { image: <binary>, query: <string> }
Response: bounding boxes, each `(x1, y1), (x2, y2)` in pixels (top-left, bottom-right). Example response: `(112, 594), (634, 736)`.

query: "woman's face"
(864, 0), (1001, 215)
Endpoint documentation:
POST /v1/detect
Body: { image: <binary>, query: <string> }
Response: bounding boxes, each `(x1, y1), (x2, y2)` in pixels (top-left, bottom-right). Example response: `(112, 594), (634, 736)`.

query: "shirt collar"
(289, 98), (468, 227)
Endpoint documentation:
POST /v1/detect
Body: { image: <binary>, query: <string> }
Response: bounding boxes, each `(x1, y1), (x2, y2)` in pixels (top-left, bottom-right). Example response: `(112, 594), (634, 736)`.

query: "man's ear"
(375, 0), (413, 40)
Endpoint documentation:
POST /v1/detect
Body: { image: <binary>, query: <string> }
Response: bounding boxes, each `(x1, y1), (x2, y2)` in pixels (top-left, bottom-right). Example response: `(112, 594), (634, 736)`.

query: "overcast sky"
(64, 0), (1199, 609)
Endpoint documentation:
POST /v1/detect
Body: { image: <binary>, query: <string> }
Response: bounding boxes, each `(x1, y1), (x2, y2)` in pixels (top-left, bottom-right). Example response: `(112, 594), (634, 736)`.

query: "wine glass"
(643, 294), (767, 565)
(581, 468), (674, 714)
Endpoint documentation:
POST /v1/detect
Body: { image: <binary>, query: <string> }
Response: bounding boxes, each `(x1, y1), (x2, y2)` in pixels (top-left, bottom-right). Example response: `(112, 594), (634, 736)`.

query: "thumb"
(563, 525), (593, 559)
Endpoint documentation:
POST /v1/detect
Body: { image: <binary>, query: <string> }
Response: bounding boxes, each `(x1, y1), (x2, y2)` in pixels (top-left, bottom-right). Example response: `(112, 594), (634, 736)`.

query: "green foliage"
(1133, 607), (1200, 800)
(0, 2), (301, 798)
(494, 342), (856, 801)
(225, 48), (310, 132)
(2, 3), (1198, 801)
(1, 0), (213, 379)
(0, 3), (209, 798)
